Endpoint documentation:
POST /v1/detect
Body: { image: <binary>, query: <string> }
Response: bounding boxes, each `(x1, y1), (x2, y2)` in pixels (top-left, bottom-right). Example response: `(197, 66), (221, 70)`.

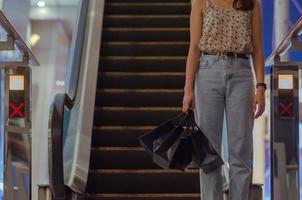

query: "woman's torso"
(199, 0), (253, 54)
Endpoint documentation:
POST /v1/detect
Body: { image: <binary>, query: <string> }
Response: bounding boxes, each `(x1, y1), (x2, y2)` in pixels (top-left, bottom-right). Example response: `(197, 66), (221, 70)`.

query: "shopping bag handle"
(182, 108), (196, 135)
(171, 108), (195, 129)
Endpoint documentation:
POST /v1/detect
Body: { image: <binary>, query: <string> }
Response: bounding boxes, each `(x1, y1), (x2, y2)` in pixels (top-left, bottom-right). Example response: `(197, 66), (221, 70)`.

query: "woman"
(182, 0), (265, 199)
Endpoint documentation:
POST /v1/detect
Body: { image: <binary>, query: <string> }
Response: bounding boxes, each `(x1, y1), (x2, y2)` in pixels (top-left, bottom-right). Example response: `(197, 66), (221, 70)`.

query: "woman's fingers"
(259, 104), (265, 117)
(182, 92), (195, 112)
(253, 96), (257, 115)
(182, 104), (187, 113)
(255, 102), (265, 118)
(182, 99), (190, 112)
(253, 93), (266, 119)
(191, 94), (195, 109)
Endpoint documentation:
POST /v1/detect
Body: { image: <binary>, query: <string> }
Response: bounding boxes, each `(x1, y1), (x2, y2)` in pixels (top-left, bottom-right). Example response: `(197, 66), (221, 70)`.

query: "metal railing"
(265, 16), (302, 66)
(0, 10), (39, 66)
(265, 16), (302, 200)
(0, 9), (39, 200)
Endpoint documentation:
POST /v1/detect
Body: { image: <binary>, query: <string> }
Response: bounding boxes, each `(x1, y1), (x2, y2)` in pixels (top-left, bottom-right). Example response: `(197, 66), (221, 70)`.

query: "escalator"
(48, 0), (269, 199)
(85, 0), (201, 199)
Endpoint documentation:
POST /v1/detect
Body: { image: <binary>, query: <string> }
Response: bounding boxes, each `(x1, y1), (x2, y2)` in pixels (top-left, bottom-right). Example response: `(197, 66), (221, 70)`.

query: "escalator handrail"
(65, 0), (89, 106)
(49, 94), (68, 199)
(265, 16), (302, 66)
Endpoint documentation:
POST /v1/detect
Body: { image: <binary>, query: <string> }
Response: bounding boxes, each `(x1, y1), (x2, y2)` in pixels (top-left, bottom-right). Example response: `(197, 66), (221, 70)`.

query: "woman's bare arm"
(184, 0), (204, 92)
(251, 0), (266, 118)
(251, 0), (265, 86)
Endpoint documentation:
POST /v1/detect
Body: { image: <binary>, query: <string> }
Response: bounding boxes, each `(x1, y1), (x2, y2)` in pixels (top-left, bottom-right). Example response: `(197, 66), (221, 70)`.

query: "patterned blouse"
(198, 0), (254, 54)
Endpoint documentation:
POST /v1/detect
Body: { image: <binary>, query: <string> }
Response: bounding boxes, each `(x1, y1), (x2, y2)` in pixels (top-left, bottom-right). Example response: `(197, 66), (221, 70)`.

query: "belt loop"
(215, 52), (220, 60)
(221, 52), (226, 59)
(199, 51), (204, 61)
(234, 52), (237, 60)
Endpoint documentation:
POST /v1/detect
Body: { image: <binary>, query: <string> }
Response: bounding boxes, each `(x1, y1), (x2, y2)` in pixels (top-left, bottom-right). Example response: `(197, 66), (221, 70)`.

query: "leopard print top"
(198, 0), (253, 54)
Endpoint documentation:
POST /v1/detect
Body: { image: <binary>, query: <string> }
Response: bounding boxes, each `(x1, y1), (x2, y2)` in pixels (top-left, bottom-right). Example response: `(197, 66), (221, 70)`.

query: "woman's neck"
(213, 0), (234, 9)
(222, 0), (234, 3)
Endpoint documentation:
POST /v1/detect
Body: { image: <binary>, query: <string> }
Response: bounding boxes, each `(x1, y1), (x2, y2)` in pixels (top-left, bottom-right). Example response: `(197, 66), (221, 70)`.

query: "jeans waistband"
(201, 51), (250, 60)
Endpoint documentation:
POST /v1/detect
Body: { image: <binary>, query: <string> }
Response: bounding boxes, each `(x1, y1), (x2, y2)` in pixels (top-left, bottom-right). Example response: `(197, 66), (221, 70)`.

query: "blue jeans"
(194, 53), (255, 200)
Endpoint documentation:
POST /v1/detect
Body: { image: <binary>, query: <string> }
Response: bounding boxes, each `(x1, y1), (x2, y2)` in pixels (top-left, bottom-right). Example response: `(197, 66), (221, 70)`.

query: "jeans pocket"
(237, 58), (251, 69)
(199, 59), (208, 68)
(199, 56), (217, 69)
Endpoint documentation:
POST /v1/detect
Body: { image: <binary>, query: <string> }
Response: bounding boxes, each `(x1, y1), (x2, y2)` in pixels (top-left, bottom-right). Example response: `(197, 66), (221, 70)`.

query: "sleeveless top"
(198, 0), (253, 54)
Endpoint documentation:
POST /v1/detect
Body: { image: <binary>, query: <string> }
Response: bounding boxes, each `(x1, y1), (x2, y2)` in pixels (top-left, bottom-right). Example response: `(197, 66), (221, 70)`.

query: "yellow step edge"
(85, 193), (200, 197)
(95, 106), (181, 111)
(97, 88), (183, 93)
(104, 27), (189, 31)
(91, 147), (144, 151)
(90, 168), (199, 173)
(103, 41), (189, 45)
(104, 14), (189, 18)
(107, 2), (191, 6)
(101, 72), (185, 76)
(101, 56), (187, 60)
(93, 125), (157, 130)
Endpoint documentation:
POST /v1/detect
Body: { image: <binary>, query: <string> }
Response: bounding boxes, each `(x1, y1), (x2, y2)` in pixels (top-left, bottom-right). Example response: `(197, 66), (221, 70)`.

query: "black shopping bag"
(168, 131), (194, 171)
(152, 126), (192, 171)
(138, 108), (224, 173)
(138, 111), (185, 156)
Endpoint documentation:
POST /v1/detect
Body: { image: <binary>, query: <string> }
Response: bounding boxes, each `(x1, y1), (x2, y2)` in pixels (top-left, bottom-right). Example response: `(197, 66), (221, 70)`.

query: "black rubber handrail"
(48, 0), (89, 199)
(65, 0), (89, 105)
(49, 94), (68, 200)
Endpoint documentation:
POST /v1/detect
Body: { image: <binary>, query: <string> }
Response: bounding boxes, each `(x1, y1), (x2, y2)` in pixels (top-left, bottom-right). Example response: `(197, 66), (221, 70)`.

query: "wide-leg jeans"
(193, 53), (255, 200)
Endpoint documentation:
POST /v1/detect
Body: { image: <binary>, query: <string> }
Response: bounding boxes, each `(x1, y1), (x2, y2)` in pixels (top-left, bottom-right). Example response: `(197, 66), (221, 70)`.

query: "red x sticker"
(9, 102), (24, 118)
(278, 102), (293, 117)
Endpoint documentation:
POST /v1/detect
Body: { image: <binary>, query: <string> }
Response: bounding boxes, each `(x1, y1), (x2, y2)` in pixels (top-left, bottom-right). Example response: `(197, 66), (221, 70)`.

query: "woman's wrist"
(256, 86), (266, 94)
(184, 85), (194, 93)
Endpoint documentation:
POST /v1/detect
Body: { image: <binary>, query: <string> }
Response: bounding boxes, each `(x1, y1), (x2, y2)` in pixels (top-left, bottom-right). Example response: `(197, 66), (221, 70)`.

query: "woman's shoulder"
(251, 0), (260, 12)
(191, 0), (208, 14)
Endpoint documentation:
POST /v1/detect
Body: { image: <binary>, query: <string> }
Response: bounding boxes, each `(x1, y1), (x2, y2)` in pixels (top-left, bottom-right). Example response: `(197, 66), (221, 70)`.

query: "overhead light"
(56, 80), (65, 87)
(29, 34), (41, 47)
(37, 1), (46, 7)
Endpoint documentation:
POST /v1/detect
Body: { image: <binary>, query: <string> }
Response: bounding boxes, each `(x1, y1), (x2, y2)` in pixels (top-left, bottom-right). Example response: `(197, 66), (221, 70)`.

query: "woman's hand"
(182, 88), (195, 113)
(253, 87), (265, 118)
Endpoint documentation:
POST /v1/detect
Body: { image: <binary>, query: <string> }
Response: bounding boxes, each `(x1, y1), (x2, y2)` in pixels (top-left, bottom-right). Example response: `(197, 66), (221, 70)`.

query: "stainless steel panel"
(62, 0), (104, 193)
(270, 65), (300, 200)
(37, 185), (52, 200)
(4, 67), (31, 200)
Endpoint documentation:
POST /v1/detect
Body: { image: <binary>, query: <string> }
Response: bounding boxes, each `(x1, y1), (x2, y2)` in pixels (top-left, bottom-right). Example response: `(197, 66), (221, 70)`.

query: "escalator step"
(95, 89), (183, 107)
(93, 107), (180, 126)
(104, 3), (191, 15)
(90, 147), (160, 169)
(99, 56), (186, 72)
(101, 41), (189, 56)
(102, 27), (189, 41)
(91, 125), (154, 147)
(84, 193), (200, 200)
(97, 72), (185, 89)
(103, 15), (189, 28)
(86, 169), (199, 193)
